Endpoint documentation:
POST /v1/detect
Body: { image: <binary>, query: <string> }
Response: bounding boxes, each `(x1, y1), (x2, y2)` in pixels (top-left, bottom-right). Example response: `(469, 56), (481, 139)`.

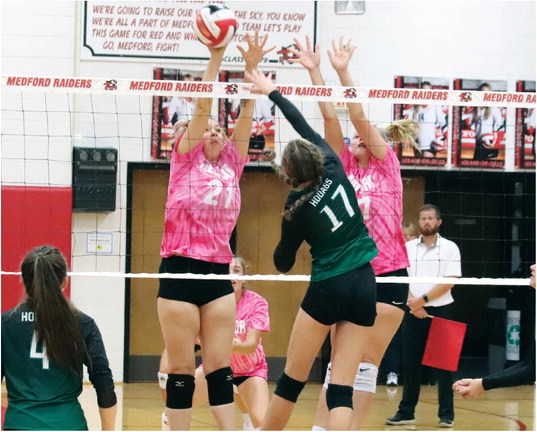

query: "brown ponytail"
(279, 139), (324, 220)
(21, 246), (85, 374)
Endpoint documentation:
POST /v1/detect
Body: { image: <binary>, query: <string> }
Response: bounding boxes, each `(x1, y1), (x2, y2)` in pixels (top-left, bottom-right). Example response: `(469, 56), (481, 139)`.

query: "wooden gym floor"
(74, 382), (535, 431)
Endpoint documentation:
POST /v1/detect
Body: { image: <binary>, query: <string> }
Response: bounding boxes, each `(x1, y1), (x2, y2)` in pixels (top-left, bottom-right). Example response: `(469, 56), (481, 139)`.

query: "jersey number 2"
(203, 179), (233, 208)
(320, 185), (355, 232)
(30, 332), (50, 369)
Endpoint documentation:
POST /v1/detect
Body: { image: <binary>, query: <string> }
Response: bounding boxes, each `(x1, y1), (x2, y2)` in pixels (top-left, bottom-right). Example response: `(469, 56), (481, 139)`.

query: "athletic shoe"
(386, 372), (398, 386)
(439, 418), (454, 427)
(161, 412), (170, 431)
(385, 413), (415, 425)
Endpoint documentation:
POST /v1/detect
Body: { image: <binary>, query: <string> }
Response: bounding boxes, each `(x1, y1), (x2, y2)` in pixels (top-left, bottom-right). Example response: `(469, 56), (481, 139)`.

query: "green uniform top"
(2, 302), (116, 430)
(269, 90), (378, 282)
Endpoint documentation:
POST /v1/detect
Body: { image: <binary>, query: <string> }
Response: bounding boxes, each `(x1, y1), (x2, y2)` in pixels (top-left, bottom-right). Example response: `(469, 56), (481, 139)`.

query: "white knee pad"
(158, 372), (168, 390)
(354, 362), (378, 393)
(324, 361), (378, 393)
(322, 362), (332, 389)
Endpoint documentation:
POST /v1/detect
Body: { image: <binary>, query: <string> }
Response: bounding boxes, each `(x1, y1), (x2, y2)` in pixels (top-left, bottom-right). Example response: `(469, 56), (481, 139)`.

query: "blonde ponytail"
(382, 119), (420, 151)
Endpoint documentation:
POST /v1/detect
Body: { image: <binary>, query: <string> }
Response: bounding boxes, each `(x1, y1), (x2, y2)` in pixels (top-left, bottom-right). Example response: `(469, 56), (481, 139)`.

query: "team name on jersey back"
(21, 311), (35, 322)
(309, 178), (333, 207)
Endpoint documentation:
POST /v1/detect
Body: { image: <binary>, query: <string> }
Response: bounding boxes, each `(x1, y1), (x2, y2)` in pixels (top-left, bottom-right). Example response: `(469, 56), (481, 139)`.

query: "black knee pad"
(166, 374), (195, 409)
(274, 372), (306, 403)
(206, 367), (234, 406)
(326, 383), (353, 411)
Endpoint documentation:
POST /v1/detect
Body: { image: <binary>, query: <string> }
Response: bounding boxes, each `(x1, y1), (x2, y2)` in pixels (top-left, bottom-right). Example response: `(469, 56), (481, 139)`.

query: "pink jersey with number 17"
(339, 145), (409, 275)
(160, 140), (248, 263)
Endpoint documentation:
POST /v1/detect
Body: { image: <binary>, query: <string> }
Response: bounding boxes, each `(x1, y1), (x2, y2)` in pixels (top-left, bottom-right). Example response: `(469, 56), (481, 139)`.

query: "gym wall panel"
(1, 186), (73, 312)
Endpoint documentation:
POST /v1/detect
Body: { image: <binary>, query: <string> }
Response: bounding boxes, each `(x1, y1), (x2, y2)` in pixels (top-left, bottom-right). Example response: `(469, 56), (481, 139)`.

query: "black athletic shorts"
(233, 375), (267, 387)
(158, 255), (233, 306)
(301, 262), (377, 327)
(376, 268), (409, 311)
(233, 376), (251, 387)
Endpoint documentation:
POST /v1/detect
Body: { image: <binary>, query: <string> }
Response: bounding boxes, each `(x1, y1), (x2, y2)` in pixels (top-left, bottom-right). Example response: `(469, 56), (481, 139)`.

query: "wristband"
(422, 294), (429, 303)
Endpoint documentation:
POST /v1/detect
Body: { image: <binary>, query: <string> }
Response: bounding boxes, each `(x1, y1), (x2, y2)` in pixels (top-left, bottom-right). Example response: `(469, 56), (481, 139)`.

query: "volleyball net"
(1, 75), (535, 289)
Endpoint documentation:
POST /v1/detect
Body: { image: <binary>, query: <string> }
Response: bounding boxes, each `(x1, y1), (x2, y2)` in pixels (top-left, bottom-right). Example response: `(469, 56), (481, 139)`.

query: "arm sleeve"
(274, 216), (305, 273)
(268, 90), (338, 159)
(482, 347), (535, 390)
(82, 316), (117, 408)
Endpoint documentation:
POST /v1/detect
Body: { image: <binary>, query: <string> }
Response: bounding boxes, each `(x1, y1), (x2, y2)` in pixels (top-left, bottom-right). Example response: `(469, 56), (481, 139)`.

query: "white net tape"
(0, 271), (530, 287)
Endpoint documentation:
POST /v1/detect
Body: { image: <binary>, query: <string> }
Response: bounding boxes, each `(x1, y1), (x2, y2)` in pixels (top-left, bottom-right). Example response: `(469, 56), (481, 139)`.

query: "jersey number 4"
(320, 184), (355, 232)
(30, 332), (50, 369)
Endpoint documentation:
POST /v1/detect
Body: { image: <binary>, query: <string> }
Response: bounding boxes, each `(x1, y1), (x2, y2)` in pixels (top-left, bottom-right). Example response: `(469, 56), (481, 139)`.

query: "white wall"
(2, 1), (535, 382)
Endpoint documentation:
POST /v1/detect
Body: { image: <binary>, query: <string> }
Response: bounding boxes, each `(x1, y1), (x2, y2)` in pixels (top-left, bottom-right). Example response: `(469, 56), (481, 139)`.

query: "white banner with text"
(3, 76), (536, 108)
(81, 0), (317, 65)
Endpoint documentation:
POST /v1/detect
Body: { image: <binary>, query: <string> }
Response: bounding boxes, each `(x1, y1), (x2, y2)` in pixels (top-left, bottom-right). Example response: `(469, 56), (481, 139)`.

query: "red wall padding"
(2, 186), (73, 312)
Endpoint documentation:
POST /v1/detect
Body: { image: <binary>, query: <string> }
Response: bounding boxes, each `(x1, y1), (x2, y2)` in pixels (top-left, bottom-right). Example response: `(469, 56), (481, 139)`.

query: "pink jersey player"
(229, 257), (271, 428)
(339, 145), (409, 275)
(289, 36), (420, 430)
(232, 289), (270, 378)
(157, 35), (275, 431)
(191, 257), (271, 430)
(160, 139), (247, 263)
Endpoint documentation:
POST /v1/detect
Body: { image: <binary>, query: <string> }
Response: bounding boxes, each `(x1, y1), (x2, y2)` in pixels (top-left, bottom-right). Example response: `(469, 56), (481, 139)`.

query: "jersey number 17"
(320, 184), (355, 232)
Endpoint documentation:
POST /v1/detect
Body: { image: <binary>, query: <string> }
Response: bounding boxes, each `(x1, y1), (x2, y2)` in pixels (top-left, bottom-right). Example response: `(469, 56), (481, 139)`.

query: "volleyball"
(193, 4), (238, 48)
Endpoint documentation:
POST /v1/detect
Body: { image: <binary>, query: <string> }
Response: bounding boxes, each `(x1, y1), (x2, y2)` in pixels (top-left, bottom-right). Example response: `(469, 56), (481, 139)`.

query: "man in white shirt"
(386, 204), (461, 428)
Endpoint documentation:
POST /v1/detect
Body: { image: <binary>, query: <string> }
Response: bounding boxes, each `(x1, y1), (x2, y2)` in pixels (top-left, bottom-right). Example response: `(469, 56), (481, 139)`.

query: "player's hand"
(327, 36), (356, 72)
(288, 36), (320, 71)
(453, 378), (485, 399)
(238, 31), (276, 71)
(246, 69), (276, 95)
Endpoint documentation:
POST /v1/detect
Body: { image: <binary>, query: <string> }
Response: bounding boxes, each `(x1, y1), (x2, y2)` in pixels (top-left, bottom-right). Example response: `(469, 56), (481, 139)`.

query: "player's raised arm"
(178, 45), (226, 155)
(328, 37), (388, 161)
(231, 32), (276, 158)
(247, 69), (323, 147)
(290, 36), (345, 153)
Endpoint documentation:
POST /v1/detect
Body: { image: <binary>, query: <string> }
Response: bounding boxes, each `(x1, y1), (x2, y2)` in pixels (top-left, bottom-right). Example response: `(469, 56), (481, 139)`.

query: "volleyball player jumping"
(247, 68), (378, 431)
(157, 33), (274, 431)
(289, 36), (418, 430)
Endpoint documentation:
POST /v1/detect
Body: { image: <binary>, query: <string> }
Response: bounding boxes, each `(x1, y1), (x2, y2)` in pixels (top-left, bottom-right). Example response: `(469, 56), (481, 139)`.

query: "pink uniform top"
(160, 140), (248, 263)
(231, 290), (270, 378)
(339, 145), (409, 275)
